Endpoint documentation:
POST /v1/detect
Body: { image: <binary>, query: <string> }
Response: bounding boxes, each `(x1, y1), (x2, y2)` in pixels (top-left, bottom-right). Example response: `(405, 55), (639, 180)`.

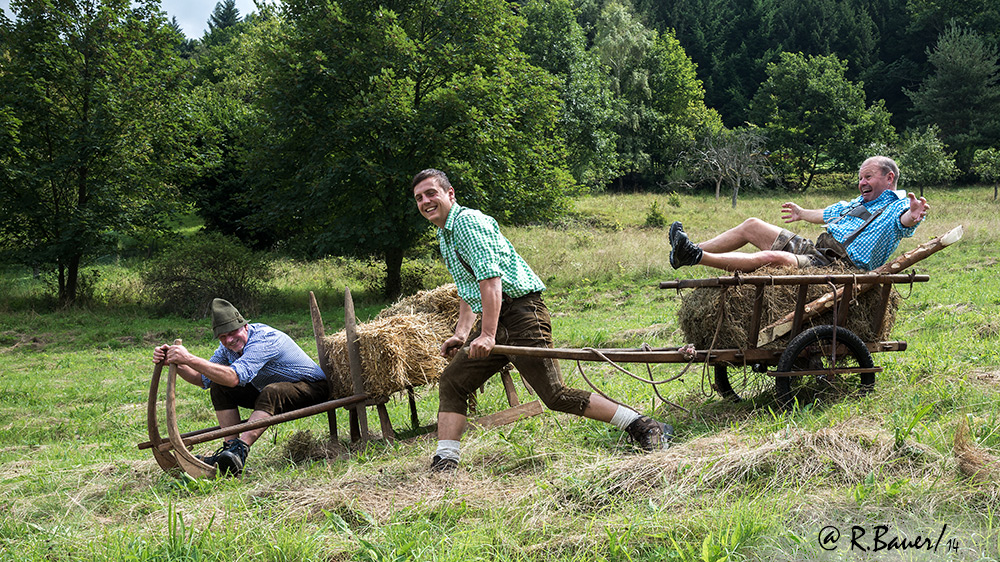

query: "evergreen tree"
(906, 25), (1000, 172)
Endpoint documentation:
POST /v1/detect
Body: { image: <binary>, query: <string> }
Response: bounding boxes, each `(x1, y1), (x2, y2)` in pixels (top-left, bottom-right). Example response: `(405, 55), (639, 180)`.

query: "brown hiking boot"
(625, 416), (673, 452)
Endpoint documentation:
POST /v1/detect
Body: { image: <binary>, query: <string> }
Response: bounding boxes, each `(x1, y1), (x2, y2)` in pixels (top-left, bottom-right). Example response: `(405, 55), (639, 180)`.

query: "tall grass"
(0, 185), (998, 560)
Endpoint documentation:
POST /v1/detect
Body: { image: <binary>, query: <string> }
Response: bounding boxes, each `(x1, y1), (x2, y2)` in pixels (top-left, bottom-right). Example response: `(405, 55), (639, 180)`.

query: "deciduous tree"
(751, 52), (893, 189)
(973, 147), (1000, 200)
(0, 0), (200, 304)
(254, 0), (572, 299)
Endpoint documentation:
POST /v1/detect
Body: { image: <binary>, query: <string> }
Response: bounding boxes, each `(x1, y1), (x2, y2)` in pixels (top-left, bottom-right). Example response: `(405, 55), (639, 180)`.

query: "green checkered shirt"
(437, 205), (545, 313)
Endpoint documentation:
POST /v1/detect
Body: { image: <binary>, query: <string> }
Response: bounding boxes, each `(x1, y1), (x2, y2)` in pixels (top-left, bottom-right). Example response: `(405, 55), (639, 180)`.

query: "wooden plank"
(747, 284), (765, 348)
(470, 400), (544, 429)
(500, 369), (521, 407)
(770, 367), (882, 377)
(344, 287), (369, 442)
(146, 393), (369, 453)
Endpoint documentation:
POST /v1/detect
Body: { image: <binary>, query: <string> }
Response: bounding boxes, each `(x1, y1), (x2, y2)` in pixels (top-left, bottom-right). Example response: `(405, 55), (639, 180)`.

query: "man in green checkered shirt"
(413, 169), (671, 473)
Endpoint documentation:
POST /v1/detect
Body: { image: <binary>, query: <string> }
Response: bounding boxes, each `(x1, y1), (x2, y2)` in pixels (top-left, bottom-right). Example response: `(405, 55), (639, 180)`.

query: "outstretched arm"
(781, 202), (825, 224)
(900, 193), (929, 227)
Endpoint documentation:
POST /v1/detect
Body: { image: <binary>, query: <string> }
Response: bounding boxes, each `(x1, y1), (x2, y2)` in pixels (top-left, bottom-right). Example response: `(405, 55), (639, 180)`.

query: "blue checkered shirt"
(823, 189), (918, 270)
(437, 205), (545, 313)
(203, 323), (326, 390)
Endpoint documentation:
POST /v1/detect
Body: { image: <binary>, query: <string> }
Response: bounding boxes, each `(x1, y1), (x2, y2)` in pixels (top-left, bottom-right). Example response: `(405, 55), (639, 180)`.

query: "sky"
(0, 1), (265, 39)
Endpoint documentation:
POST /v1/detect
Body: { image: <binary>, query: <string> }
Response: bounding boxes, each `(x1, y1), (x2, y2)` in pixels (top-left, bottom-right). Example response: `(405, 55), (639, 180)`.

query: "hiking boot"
(668, 223), (703, 269)
(430, 455), (458, 473)
(625, 416), (672, 452)
(668, 221), (686, 247)
(216, 438), (249, 476)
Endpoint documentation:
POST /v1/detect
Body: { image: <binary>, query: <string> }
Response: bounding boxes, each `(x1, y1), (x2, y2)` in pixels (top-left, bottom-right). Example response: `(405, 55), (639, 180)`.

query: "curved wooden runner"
(146, 361), (179, 473)
(164, 339), (217, 479)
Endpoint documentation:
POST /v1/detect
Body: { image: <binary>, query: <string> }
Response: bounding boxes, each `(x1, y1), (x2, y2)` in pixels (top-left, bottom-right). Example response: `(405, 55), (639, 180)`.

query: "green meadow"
(1, 186), (999, 561)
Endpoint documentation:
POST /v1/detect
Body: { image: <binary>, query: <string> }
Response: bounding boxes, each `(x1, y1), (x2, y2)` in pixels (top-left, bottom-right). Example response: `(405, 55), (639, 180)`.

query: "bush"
(644, 201), (668, 228)
(144, 232), (273, 318)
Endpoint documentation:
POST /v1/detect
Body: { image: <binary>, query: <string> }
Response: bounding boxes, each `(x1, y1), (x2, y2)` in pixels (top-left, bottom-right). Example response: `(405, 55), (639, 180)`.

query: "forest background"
(2, 0), (1000, 306)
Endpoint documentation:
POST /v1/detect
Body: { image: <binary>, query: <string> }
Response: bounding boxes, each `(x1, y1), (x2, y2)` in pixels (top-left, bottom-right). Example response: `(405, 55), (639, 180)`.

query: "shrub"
(644, 201), (667, 228)
(144, 232), (273, 318)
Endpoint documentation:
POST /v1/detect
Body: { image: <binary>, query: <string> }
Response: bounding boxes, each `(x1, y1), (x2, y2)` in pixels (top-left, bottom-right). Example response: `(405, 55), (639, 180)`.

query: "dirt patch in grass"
(0, 330), (47, 353)
(967, 368), (1000, 386)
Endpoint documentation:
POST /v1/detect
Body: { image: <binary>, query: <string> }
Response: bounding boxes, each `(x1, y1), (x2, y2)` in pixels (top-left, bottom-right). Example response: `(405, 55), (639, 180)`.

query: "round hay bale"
(677, 264), (900, 349)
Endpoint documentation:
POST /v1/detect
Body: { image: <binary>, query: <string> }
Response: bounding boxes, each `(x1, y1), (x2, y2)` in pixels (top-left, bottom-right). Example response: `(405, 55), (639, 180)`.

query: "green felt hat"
(211, 298), (247, 338)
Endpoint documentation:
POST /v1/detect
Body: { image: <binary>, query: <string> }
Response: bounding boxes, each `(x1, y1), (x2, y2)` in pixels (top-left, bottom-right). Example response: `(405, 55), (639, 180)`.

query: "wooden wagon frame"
(140, 227), (961, 479)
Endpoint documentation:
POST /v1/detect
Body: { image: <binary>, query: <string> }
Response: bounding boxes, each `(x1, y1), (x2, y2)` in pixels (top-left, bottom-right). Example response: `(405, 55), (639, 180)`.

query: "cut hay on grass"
(599, 419), (941, 496)
(677, 264), (901, 349)
(260, 454), (536, 526)
(953, 416), (1000, 483)
(323, 285), (460, 397)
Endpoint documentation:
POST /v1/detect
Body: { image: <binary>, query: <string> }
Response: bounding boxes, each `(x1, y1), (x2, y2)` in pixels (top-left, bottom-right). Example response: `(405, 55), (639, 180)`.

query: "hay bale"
(677, 264), (900, 349)
(376, 284), (460, 324)
(324, 285), (460, 397)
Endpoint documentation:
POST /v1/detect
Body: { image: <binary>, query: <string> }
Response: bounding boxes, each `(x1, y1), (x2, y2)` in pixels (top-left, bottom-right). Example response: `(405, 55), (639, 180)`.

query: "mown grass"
(1, 185), (999, 561)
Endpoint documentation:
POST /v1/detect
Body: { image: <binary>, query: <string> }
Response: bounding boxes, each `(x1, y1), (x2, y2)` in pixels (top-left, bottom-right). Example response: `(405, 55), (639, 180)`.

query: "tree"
(254, 0), (572, 299)
(894, 125), (959, 197)
(973, 147), (1000, 200)
(0, 0), (199, 304)
(592, 1), (720, 189)
(208, 0), (241, 33)
(751, 51), (894, 189)
(519, 0), (620, 189)
(684, 127), (771, 207)
(906, 25), (1000, 173)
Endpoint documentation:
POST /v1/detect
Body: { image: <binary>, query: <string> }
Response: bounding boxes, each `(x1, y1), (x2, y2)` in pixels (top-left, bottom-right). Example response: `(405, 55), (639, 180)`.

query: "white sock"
(434, 439), (461, 462)
(610, 405), (641, 430)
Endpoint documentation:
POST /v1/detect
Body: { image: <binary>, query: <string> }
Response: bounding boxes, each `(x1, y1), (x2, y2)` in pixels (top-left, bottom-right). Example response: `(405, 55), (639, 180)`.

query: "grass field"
(1, 185), (999, 561)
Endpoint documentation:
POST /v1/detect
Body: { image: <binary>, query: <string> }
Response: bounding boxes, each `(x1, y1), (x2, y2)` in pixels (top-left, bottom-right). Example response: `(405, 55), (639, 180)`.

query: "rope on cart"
(575, 346), (691, 414)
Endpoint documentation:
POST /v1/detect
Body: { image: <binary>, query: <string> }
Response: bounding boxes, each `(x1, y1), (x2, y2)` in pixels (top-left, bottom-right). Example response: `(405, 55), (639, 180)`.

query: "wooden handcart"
(489, 226), (962, 408)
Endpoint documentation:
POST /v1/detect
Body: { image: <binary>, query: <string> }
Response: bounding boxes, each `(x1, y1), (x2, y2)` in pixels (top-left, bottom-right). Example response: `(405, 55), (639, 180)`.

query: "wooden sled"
(140, 287), (541, 478)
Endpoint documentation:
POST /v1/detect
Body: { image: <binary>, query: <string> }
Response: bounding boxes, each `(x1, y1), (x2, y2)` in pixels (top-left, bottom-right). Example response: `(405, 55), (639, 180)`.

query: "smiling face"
(413, 176), (455, 228)
(218, 324), (249, 354)
(857, 162), (895, 202)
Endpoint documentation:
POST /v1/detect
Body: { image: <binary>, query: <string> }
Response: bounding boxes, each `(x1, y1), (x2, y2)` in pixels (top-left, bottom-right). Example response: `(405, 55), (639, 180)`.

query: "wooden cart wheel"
(774, 325), (875, 408)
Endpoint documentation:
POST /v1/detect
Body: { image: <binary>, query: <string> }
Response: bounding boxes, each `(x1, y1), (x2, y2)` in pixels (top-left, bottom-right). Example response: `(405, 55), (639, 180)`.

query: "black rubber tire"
(775, 325), (874, 408)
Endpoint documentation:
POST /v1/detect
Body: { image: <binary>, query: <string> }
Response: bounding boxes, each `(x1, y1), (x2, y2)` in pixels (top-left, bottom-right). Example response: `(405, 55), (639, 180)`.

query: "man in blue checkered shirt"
(153, 298), (327, 476)
(413, 169), (672, 473)
(668, 156), (930, 272)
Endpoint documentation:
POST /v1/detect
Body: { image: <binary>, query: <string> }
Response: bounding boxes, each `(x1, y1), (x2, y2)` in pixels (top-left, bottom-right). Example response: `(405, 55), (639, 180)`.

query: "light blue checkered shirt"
(203, 323), (326, 390)
(823, 189), (918, 270)
(437, 205), (545, 313)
